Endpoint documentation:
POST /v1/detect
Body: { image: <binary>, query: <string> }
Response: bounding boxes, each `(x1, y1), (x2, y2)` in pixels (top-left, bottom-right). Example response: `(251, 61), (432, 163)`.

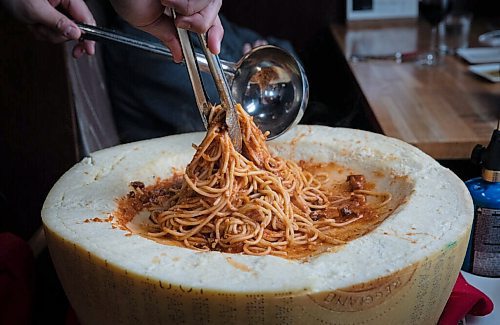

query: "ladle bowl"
(229, 45), (308, 139)
(78, 23), (309, 139)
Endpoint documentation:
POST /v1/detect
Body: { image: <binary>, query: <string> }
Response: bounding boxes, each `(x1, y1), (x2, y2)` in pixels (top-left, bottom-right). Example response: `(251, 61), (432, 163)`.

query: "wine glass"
(418, 0), (451, 66)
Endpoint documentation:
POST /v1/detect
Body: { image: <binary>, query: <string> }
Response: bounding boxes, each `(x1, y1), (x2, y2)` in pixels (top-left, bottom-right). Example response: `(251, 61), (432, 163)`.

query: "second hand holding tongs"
(171, 9), (242, 153)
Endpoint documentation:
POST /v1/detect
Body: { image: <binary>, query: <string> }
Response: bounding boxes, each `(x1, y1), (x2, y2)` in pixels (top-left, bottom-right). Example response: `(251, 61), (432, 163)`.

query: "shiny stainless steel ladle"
(77, 23), (309, 140)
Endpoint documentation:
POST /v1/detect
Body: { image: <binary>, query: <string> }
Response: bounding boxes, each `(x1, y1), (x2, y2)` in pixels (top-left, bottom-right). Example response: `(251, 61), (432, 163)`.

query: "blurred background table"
(330, 18), (499, 160)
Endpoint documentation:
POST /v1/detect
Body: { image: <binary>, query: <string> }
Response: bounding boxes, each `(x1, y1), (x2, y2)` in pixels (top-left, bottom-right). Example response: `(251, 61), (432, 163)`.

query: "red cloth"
(439, 272), (495, 325)
(0, 232), (35, 325)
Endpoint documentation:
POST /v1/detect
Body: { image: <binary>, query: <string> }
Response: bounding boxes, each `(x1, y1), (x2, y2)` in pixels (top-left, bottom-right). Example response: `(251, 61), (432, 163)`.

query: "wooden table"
(330, 19), (499, 160)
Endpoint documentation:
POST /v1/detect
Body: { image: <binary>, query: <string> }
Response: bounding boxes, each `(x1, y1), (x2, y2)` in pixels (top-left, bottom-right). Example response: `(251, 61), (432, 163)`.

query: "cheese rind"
(42, 125), (473, 324)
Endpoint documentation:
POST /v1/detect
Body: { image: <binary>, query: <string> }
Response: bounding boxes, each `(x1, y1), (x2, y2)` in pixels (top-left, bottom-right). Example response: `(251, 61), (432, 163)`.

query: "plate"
(468, 64), (500, 83)
(457, 47), (500, 64)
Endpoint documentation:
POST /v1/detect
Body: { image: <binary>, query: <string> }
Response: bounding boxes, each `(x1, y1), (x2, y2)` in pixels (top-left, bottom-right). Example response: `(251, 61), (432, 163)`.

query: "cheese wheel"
(42, 125), (473, 325)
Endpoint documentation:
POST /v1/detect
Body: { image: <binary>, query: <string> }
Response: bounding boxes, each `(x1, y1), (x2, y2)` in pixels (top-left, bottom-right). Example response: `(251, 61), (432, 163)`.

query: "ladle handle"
(76, 23), (236, 76)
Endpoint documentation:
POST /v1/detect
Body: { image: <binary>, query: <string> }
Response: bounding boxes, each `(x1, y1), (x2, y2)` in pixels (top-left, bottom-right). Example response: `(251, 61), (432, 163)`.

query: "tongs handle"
(171, 9), (242, 152)
(76, 23), (237, 77)
(172, 14), (210, 129)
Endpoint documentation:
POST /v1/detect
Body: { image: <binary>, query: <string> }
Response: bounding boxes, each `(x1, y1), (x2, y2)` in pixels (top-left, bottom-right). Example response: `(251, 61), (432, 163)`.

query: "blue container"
(463, 128), (500, 277)
(463, 177), (500, 277)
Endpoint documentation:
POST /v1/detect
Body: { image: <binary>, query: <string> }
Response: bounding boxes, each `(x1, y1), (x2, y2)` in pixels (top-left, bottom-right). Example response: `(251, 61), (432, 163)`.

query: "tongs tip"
(225, 109), (242, 152)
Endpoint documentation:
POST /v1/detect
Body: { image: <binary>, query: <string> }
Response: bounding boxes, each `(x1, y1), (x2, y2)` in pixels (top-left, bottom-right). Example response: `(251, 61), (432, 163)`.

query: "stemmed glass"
(417, 0), (451, 66)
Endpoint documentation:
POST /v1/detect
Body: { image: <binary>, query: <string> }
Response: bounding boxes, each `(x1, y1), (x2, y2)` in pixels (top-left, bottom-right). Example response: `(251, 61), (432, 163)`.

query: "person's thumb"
(28, 1), (81, 40)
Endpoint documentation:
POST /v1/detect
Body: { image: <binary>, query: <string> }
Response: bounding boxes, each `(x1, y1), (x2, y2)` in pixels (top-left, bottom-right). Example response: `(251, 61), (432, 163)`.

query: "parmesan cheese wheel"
(41, 125), (473, 325)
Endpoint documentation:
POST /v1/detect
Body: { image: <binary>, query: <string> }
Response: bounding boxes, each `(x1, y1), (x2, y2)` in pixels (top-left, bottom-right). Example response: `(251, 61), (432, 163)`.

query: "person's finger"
(29, 23), (95, 57)
(26, 1), (81, 41)
(82, 39), (95, 55)
(206, 15), (223, 55)
(242, 43), (252, 55)
(72, 43), (86, 58)
(59, 0), (96, 25)
(58, 0), (96, 55)
(174, 0), (221, 33)
(108, 1), (180, 60)
(138, 14), (183, 63)
(253, 40), (268, 47)
(162, 0), (221, 17)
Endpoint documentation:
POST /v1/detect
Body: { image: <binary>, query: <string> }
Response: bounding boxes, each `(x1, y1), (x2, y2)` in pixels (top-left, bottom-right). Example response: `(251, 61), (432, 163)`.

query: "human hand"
(242, 40), (269, 55)
(108, 0), (223, 63)
(0, 0), (96, 58)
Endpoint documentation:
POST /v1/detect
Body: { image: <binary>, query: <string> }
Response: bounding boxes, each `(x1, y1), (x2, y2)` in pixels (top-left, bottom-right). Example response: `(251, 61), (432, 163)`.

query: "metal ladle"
(77, 23), (309, 140)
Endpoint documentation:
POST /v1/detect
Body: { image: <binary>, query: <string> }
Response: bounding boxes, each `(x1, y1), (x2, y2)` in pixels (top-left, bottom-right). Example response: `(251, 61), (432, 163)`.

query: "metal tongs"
(170, 9), (242, 152)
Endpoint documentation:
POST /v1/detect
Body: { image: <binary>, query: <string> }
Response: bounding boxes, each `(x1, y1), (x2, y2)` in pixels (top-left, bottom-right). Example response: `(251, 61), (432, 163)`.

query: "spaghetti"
(119, 104), (392, 258)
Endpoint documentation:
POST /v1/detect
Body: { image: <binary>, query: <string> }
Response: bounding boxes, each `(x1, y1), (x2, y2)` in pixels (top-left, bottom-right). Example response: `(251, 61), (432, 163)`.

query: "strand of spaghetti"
(199, 183), (230, 194)
(195, 169), (220, 187)
(286, 161), (309, 185)
(263, 158), (285, 173)
(254, 198), (289, 234)
(183, 174), (222, 198)
(233, 169), (267, 177)
(157, 204), (220, 219)
(219, 134), (231, 175)
(146, 231), (169, 237)
(178, 203), (226, 240)
(315, 215), (364, 227)
(303, 187), (328, 202)
(293, 214), (315, 226)
(243, 244), (271, 256)
(172, 218), (209, 226)
(239, 204), (272, 225)
(329, 197), (353, 205)
(201, 139), (222, 161)
(184, 239), (209, 251)
(243, 226), (266, 245)
(227, 159), (236, 201)
(187, 127), (219, 169)
(307, 229), (320, 242)
(259, 237), (288, 246)
(316, 231), (346, 245)
(227, 227), (260, 244)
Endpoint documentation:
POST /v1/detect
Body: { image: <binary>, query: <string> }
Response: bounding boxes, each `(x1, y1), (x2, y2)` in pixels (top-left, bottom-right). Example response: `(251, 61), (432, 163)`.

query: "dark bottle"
(463, 125), (500, 277)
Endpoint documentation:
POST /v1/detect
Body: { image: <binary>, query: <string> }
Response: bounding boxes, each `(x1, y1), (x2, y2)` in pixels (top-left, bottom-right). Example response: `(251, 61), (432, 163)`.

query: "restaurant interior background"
(0, 0), (499, 323)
